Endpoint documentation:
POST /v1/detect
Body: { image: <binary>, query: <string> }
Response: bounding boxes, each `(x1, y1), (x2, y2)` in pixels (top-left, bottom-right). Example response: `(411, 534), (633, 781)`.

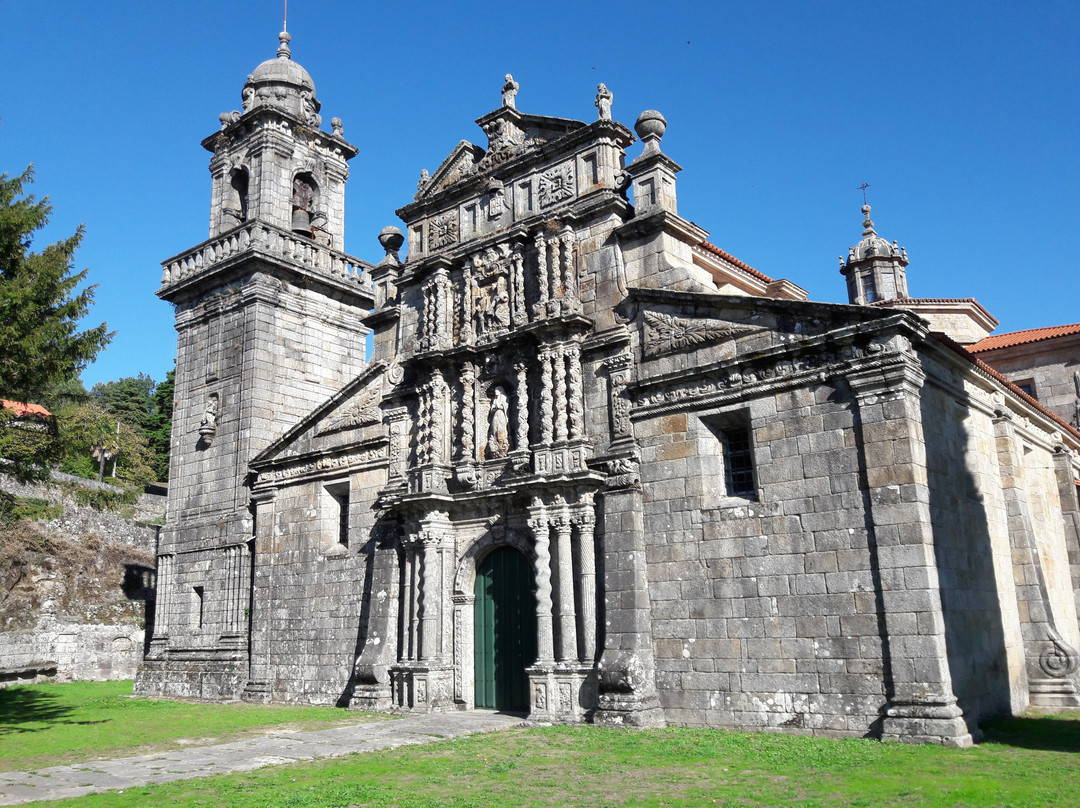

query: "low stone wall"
(1, 473), (162, 686)
(0, 617), (146, 687)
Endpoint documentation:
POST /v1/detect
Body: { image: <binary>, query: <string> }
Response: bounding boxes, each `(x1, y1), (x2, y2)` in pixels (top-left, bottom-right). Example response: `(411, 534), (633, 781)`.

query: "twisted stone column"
(567, 343), (584, 440)
(528, 499), (555, 664)
(514, 362), (529, 452)
(539, 347), (554, 445)
(553, 348), (568, 443)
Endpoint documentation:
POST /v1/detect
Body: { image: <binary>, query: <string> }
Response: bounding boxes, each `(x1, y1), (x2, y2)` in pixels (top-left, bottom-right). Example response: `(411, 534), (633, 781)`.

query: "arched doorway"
(473, 546), (536, 711)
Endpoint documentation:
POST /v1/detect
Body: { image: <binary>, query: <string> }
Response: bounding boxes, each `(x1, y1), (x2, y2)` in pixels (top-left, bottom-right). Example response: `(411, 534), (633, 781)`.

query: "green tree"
(56, 401), (155, 487)
(92, 374), (156, 434)
(146, 368), (174, 481)
(0, 166), (111, 481)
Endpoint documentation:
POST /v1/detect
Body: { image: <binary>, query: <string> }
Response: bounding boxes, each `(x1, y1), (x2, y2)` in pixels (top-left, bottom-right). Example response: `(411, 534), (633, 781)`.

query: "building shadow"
(979, 714), (1080, 752)
(122, 563), (157, 656)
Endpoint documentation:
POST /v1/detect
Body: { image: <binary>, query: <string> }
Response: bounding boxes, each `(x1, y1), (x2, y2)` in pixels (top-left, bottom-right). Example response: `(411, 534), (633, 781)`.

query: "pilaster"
(847, 360), (974, 746)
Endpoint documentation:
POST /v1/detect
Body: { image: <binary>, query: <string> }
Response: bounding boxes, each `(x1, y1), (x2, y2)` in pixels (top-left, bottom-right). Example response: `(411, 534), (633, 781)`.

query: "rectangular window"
(193, 585), (205, 629)
(324, 481), (350, 548)
(1015, 379), (1036, 398)
(721, 427), (756, 497)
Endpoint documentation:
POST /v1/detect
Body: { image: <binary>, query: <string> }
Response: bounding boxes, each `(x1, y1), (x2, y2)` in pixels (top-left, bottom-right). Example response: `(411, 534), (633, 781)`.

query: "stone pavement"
(0, 711), (527, 805)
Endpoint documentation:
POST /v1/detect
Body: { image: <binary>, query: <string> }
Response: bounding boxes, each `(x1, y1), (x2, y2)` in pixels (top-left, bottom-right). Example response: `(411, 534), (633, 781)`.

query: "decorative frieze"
(257, 445), (388, 484)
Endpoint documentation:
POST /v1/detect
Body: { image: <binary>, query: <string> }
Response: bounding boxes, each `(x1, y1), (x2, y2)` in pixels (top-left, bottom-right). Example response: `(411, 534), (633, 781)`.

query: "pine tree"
(0, 166), (112, 481)
(147, 368), (174, 481)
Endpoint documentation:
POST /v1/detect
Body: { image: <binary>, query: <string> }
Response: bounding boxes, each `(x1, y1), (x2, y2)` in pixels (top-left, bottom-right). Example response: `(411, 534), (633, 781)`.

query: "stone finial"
(635, 110), (667, 155)
(502, 74), (519, 109)
(378, 226), (405, 265)
(595, 83), (613, 121)
(861, 204), (876, 237)
(331, 117), (344, 137)
(277, 30), (292, 59)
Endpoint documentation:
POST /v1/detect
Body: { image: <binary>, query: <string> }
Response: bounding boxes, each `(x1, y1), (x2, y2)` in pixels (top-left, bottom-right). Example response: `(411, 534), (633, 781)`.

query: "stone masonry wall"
(255, 476), (375, 704)
(637, 382), (892, 736)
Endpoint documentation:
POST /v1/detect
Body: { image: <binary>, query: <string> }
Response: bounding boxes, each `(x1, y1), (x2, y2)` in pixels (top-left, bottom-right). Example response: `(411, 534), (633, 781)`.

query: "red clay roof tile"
(697, 241), (774, 284)
(968, 323), (1080, 353)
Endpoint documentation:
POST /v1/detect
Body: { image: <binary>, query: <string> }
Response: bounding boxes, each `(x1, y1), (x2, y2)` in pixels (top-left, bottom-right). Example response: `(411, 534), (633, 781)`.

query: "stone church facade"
(136, 34), (1080, 746)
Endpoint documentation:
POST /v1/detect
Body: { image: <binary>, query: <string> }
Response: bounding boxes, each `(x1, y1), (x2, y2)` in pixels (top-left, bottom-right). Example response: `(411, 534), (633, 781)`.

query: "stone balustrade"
(160, 222), (372, 291)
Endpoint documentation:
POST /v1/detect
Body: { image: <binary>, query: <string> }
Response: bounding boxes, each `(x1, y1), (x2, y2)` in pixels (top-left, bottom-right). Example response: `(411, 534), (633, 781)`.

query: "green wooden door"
(474, 546), (537, 711)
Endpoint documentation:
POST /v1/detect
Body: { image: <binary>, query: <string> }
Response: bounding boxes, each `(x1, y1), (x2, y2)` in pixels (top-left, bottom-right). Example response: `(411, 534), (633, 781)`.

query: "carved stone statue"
(417, 169), (431, 194)
(487, 387), (510, 458)
(595, 83), (613, 120)
(502, 74), (519, 109)
(199, 394), (219, 447)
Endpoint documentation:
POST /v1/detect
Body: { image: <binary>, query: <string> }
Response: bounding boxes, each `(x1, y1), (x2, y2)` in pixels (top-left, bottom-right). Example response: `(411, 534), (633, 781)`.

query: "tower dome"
(839, 204), (909, 305)
(240, 31), (321, 127)
(848, 205), (906, 262)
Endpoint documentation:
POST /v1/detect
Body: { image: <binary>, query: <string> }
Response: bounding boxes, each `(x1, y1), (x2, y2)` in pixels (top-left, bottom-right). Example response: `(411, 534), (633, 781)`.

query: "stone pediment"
(250, 360), (389, 469)
(415, 141), (486, 200)
(627, 289), (924, 413)
(413, 110), (590, 202)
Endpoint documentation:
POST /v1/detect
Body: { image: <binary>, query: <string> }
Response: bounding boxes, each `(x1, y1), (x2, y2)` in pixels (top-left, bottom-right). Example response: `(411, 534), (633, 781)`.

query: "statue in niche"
(476, 276), (509, 335)
(595, 83), (613, 120)
(487, 387), (510, 459)
(501, 74), (519, 109)
(199, 394), (219, 447)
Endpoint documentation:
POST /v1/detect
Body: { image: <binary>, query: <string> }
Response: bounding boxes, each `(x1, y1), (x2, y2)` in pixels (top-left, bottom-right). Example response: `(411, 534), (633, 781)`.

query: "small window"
(193, 586), (205, 629)
(863, 273), (878, 303)
(721, 427), (756, 497)
(1015, 379), (1036, 398)
(324, 481), (350, 547)
(700, 412), (757, 501)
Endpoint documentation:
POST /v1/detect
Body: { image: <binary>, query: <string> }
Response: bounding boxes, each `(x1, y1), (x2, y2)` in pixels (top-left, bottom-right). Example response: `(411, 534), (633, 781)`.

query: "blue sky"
(3, 1), (1077, 389)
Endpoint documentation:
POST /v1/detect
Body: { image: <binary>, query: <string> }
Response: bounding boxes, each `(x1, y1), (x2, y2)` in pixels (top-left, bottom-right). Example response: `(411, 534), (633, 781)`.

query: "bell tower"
(137, 32), (375, 699)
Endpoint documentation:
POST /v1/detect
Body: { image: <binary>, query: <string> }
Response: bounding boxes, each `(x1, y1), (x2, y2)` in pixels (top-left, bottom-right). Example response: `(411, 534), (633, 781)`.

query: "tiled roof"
(697, 241), (774, 284)
(0, 400), (51, 418)
(933, 335), (1080, 442)
(968, 323), (1080, 353)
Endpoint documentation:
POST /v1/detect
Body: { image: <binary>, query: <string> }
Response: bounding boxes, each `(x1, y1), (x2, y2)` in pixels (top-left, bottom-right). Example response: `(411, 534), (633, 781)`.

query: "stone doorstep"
(0, 711), (527, 807)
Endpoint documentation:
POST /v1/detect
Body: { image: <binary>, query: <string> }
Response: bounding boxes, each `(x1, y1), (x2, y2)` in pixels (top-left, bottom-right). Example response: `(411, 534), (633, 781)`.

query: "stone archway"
(453, 528), (536, 709)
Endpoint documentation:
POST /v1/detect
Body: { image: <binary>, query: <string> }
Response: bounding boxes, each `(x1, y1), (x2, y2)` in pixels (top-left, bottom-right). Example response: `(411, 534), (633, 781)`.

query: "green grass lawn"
(4, 682), (1080, 807)
(0, 680), (390, 771)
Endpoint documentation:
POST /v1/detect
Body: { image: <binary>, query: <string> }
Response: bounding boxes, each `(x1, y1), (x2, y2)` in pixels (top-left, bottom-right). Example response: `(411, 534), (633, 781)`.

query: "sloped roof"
(933, 335), (1080, 442)
(968, 323), (1080, 353)
(0, 400), (51, 418)
(697, 241), (774, 283)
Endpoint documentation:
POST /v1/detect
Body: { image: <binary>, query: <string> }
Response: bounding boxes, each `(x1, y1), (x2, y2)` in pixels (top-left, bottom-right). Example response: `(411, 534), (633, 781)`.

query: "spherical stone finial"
(331, 117), (344, 137)
(861, 204), (876, 236)
(379, 225), (405, 253)
(277, 30), (292, 59)
(635, 110), (667, 156)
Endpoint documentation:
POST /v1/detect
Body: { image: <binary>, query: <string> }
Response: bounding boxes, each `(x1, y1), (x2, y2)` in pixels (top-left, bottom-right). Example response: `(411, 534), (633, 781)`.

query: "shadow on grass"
(979, 714), (1080, 753)
(0, 687), (76, 734)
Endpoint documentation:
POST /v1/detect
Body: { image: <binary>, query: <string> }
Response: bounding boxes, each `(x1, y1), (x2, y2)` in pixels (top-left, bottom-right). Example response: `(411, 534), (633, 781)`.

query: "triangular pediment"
(416, 141), (486, 199)
(629, 288), (914, 369)
(250, 360), (389, 469)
